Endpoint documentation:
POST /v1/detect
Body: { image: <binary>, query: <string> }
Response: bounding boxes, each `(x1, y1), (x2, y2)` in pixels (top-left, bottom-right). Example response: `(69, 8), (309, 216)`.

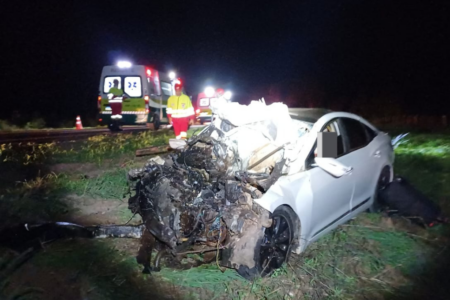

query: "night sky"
(2, 0), (449, 125)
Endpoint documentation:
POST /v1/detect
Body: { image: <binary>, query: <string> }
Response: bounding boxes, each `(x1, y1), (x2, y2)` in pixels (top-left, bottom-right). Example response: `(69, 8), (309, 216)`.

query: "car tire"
(368, 166), (392, 213)
(153, 113), (161, 131)
(108, 122), (120, 132)
(237, 206), (299, 280)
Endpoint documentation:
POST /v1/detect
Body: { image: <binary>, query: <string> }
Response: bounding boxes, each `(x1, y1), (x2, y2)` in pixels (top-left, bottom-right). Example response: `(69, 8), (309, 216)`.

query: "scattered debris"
(0, 222), (144, 252)
(127, 101), (300, 276)
(391, 133), (409, 149)
(147, 155), (165, 165)
(379, 177), (448, 227)
(135, 145), (171, 157)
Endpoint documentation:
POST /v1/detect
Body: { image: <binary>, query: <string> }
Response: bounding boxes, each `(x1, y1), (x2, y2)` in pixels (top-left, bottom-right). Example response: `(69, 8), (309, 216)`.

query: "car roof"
(288, 108), (333, 123)
(101, 65), (171, 81)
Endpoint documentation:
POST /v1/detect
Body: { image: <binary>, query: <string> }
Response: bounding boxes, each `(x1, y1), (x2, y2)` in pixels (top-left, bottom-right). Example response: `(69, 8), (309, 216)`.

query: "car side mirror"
(312, 157), (352, 178)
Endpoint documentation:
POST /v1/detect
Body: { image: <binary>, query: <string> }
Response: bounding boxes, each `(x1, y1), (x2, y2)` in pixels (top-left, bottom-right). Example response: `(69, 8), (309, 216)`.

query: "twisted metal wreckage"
(127, 100), (303, 278)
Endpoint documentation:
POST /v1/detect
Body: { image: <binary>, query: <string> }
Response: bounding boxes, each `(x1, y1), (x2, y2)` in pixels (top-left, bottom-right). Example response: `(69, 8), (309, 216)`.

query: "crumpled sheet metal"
(126, 100), (309, 271)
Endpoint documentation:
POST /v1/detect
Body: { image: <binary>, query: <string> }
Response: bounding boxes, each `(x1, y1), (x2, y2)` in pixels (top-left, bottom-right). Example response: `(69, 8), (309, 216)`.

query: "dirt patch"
(3, 239), (180, 300)
(110, 238), (142, 257)
(50, 162), (106, 178)
(5, 263), (94, 300)
(62, 194), (138, 226)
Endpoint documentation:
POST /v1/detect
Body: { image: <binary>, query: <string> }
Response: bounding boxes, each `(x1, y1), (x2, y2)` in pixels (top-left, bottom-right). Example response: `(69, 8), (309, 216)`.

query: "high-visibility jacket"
(108, 87), (123, 98)
(108, 87), (124, 119)
(167, 94), (195, 119)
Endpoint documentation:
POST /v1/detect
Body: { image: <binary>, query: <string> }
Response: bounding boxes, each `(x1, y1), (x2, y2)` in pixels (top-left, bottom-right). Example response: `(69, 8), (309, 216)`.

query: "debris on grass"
(0, 130), (449, 300)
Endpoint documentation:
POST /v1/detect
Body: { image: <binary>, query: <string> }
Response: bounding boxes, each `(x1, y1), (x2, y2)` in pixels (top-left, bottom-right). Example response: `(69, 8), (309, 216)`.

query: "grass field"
(1, 128), (450, 299)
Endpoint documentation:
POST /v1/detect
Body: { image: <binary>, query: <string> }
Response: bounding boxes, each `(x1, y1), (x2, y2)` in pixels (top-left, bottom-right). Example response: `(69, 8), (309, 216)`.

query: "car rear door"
(339, 118), (379, 211)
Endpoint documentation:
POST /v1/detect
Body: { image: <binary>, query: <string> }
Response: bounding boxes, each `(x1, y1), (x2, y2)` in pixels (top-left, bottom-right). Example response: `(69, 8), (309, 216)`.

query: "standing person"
(107, 79), (124, 131)
(166, 82), (194, 139)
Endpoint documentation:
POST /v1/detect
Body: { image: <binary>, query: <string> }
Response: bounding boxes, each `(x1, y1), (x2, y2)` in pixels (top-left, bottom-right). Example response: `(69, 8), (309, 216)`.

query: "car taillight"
(98, 96), (101, 101)
(144, 95), (149, 103)
(98, 118), (103, 122)
(146, 69), (152, 76)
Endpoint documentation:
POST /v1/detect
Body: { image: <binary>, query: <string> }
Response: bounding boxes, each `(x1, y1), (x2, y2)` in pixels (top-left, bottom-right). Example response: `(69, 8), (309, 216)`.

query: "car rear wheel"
(237, 206), (299, 279)
(368, 166), (392, 213)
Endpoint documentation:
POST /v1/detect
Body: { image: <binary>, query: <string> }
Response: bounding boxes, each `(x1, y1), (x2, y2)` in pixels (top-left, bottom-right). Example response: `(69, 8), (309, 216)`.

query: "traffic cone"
(75, 116), (83, 130)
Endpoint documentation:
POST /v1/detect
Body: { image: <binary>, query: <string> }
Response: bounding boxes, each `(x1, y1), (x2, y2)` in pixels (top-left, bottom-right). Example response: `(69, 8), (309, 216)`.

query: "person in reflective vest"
(107, 79), (124, 131)
(166, 82), (194, 139)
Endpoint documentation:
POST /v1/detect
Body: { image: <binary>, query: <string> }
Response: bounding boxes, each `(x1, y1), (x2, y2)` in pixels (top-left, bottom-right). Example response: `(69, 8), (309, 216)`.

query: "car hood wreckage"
(127, 99), (306, 278)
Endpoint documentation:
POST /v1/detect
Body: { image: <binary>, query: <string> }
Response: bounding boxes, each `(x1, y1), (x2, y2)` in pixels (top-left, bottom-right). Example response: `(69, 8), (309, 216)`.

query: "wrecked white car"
(127, 100), (395, 278)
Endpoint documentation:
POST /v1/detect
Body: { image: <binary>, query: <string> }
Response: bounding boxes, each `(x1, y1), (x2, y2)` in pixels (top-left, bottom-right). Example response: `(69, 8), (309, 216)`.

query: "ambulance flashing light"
(117, 61), (132, 68)
(224, 91), (232, 100)
(204, 86), (215, 97)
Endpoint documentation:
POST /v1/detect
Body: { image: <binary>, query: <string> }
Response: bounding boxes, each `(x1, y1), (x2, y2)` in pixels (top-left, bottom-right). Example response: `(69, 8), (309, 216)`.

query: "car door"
(306, 119), (355, 240)
(339, 118), (378, 211)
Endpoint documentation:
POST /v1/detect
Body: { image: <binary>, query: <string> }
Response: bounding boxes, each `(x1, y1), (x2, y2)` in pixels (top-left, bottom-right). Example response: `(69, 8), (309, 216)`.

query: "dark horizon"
(2, 0), (449, 125)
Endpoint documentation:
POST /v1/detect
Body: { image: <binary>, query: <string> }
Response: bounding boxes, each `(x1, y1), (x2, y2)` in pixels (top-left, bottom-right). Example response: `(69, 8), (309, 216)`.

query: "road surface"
(0, 126), (149, 144)
(0, 125), (206, 144)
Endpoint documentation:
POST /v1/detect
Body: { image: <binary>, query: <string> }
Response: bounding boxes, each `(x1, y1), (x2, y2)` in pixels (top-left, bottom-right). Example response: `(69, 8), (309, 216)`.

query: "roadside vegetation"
(0, 130), (172, 165)
(0, 116), (102, 131)
(1, 128), (449, 299)
(0, 118), (47, 131)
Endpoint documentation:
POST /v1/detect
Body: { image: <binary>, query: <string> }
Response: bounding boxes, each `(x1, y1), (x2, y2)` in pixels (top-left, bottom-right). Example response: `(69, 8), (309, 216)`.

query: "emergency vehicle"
(195, 87), (232, 124)
(98, 62), (182, 129)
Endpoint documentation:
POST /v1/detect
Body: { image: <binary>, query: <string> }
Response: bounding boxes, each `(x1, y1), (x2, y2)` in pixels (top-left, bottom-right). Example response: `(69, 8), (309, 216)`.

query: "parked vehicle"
(97, 62), (182, 129)
(195, 87), (232, 124)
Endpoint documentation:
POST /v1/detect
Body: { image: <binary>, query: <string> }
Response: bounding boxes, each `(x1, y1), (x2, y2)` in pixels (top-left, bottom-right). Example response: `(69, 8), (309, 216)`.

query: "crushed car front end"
(127, 101), (309, 277)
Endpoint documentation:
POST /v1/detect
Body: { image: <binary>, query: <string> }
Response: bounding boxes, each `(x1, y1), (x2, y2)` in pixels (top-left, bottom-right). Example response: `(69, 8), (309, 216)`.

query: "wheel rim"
(259, 214), (292, 275)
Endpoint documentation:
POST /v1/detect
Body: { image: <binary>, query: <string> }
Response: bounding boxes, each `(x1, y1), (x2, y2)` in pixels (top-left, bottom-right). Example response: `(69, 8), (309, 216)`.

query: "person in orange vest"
(166, 82), (194, 139)
(107, 79), (124, 131)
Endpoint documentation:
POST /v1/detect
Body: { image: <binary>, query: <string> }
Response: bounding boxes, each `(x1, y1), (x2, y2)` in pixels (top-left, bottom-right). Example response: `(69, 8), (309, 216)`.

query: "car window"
(363, 124), (377, 143)
(316, 120), (344, 156)
(103, 76), (121, 93)
(124, 76), (142, 97)
(341, 118), (369, 151)
(160, 81), (172, 96)
(147, 77), (156, 95)
(306, 119), (345, 168)
(199, 98), (214, 107)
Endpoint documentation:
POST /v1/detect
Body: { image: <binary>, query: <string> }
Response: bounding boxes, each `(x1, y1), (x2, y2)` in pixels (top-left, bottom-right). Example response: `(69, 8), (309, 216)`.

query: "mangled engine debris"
(128, 101), (301, 276)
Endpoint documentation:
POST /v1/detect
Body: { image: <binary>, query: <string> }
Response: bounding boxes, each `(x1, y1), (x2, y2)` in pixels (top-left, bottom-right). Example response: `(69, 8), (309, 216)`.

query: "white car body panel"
(255, 171), (314, 253)
(255, 111), (395, 254)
